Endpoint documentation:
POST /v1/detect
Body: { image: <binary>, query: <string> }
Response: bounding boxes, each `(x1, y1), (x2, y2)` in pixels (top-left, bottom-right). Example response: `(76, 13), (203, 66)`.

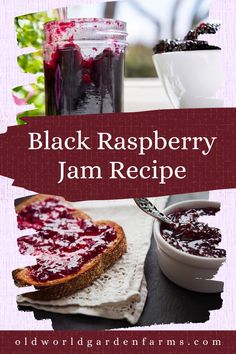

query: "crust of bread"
(13, 195), (127, 301)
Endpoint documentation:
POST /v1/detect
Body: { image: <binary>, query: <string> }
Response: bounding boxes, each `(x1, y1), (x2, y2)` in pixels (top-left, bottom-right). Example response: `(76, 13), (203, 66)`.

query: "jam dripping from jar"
(161, 208), (226, 258)
(43, 19), (127, 115)
(44, 45), (124, 115)
(17, 197), (117, 282)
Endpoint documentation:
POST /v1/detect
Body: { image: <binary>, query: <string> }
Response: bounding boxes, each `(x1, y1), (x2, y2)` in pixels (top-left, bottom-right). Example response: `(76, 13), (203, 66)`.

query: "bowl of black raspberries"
(152, 22), (224, 108)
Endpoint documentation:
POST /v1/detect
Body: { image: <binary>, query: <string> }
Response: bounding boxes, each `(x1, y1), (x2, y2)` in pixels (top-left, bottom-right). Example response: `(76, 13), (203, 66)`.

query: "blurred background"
(69, 0), (211, 77)
(13, 0), (211, 120)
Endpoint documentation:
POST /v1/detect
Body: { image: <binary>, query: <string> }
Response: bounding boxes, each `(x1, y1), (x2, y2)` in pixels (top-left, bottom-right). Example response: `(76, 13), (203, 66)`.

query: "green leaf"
(14, 11), (56, 123)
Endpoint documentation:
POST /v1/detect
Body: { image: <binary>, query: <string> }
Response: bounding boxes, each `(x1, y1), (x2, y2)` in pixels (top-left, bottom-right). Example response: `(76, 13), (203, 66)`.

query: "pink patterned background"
(0, 0), (235, 330)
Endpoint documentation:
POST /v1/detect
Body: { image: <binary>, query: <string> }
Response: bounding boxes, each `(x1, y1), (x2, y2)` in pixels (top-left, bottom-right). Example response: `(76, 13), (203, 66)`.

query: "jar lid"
(44, 18), (127, 44)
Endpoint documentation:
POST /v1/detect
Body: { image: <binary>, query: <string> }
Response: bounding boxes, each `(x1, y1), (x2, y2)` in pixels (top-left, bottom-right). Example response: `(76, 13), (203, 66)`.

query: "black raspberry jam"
(17, 197), (76, 231)
(161, 208), (226, 258)
(17, 197), (117, 282)
(153, 22), (221, 54)
(43, 19), (127, 115)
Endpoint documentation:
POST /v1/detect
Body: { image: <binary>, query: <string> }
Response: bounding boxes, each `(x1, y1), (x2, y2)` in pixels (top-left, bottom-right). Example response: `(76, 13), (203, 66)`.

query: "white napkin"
(17, 197), (168, 324)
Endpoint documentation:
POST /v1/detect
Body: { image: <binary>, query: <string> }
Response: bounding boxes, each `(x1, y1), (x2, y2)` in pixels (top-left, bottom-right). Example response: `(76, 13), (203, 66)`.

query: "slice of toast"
(13, 195), (127, 301)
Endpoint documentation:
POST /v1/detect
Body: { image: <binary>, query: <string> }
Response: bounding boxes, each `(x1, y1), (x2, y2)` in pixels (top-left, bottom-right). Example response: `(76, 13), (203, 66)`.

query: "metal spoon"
(134, 198), (175, 227)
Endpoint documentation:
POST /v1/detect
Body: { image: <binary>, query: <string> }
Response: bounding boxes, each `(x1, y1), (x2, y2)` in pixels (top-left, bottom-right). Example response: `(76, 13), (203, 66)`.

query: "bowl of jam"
(153, 200), (226, 293)
(152, 23), (224, 108)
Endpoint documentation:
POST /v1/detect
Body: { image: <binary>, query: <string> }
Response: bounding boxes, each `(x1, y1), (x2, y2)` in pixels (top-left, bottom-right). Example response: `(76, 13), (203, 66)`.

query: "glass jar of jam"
(43, 18), (127, 115)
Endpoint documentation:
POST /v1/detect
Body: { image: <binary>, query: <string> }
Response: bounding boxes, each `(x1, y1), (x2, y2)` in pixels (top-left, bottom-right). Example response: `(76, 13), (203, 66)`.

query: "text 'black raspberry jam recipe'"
(43, 18), (128, 115)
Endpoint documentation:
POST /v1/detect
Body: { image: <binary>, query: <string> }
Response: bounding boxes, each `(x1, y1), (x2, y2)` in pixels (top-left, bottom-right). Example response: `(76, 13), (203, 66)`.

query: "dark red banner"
(1, 330), (235, 354)
(0, 108), (235, 201)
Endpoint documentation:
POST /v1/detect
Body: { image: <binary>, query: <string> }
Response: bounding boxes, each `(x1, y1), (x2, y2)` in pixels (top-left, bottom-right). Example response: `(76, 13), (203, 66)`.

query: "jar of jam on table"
(43, 18), (128, 115)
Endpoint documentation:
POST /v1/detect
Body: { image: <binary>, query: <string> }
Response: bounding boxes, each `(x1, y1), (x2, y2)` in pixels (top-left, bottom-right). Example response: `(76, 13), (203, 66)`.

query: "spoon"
(134, 198), (175, 227)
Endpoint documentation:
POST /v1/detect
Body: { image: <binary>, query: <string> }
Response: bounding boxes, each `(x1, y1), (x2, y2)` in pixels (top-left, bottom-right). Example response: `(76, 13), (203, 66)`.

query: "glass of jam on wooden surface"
(154, 200), (226, 293)
(43, 18), (127, 115)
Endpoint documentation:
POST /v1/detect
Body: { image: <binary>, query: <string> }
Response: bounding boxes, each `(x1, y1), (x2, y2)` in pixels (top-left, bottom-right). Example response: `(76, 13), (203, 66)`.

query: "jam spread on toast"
(17, 198), (117, 282)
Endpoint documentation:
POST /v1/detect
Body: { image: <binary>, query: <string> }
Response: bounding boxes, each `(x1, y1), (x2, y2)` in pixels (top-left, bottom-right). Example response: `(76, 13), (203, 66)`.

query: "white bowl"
(152, 50), (224, 108)
(153, 200), (226, 293)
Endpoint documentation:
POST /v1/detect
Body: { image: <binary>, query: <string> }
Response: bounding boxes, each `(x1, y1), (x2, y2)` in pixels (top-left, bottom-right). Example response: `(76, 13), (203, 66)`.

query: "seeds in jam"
(17, 197), (76, 231)
(161, 208), (226, 258)
(17, 197), (117, 282)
